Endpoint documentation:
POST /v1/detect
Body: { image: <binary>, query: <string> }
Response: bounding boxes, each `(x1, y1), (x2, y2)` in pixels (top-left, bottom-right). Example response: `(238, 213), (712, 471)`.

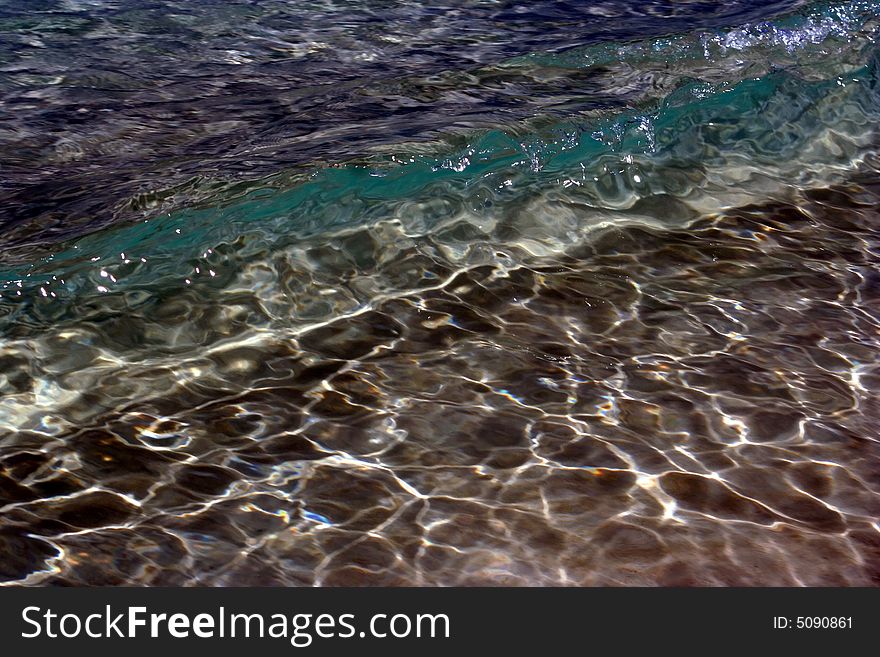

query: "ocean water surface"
(1, 0), (880, 585)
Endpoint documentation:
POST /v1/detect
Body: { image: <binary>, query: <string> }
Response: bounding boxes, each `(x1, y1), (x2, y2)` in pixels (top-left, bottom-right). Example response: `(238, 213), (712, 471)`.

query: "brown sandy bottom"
(2, 175), (880, 586)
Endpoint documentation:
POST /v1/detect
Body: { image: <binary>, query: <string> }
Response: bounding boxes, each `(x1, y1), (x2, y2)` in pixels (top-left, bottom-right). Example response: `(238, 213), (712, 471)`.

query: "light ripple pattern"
(0, 0), (879, 586)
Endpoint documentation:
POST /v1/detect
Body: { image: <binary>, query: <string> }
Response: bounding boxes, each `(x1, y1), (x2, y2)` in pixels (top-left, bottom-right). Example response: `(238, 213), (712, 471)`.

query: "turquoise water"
(3, 2), (879, 306)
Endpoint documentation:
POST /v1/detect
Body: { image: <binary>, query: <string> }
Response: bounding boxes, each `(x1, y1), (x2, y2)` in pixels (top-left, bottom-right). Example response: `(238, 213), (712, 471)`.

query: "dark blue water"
(0, 0), (804, 246)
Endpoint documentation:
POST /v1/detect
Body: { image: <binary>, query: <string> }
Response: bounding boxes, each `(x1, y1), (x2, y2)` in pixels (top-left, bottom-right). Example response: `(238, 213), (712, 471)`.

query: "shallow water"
(1, 0), (880, 586)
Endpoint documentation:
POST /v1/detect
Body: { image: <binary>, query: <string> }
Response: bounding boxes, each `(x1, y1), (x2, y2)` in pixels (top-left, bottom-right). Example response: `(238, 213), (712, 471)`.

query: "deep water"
(1, 0), (880, 586)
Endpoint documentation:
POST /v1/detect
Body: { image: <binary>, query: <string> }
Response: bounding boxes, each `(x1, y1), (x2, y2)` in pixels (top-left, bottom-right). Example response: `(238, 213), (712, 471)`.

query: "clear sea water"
(1, 0), (880, 586)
